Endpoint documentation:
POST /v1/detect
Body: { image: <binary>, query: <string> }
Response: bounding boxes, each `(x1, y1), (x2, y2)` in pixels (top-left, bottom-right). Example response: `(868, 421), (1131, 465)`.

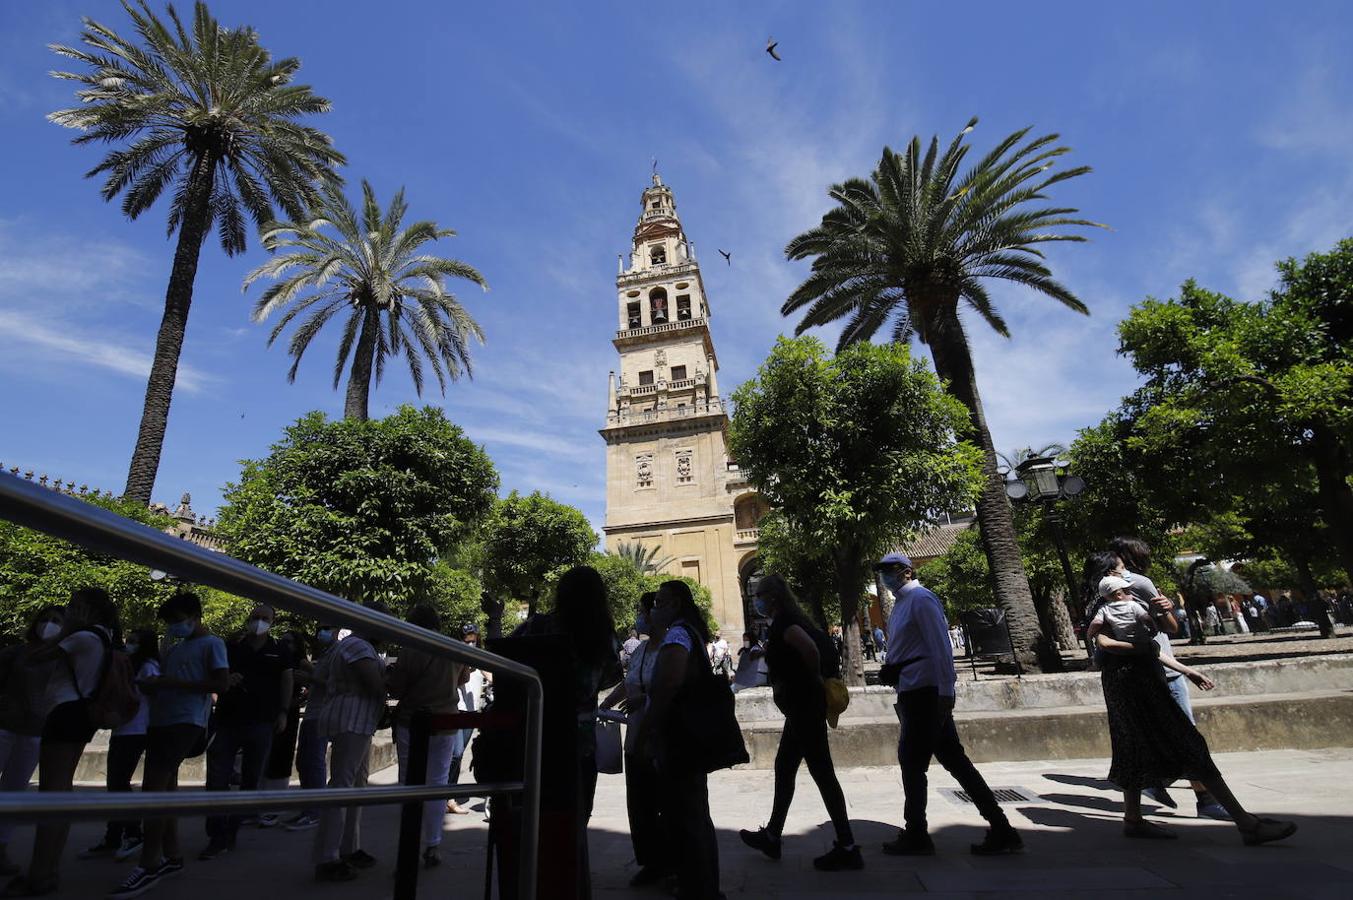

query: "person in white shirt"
(875, 553), (1022, 857)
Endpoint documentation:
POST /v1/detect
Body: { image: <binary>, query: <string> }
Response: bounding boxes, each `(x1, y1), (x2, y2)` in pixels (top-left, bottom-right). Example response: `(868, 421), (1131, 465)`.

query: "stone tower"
(600, 174), (763, 639)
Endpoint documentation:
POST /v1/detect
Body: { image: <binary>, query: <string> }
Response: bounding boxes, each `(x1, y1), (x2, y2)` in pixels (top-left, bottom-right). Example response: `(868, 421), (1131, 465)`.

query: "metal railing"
(0, 472), (542, 898)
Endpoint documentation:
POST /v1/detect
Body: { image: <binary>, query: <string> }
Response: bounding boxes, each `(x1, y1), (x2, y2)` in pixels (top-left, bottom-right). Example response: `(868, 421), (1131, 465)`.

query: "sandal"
(1240, 817), (1297, 846)
(1123, 819), (1177, 840)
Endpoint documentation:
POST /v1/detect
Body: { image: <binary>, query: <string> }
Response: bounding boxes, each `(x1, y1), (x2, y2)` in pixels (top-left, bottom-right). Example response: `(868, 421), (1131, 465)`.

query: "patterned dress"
(1100, 651), (1220, 790)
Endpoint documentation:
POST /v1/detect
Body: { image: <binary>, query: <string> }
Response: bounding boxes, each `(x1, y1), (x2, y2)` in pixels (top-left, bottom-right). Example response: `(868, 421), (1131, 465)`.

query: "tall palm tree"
(245, 180), (488, 420)
(49, 1), (343, 503)
(615, 540), (675, 575)
(781, 118), (1104, 671)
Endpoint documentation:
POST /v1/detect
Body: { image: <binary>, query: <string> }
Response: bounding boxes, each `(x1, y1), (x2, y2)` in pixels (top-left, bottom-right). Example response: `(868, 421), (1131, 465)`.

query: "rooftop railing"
(0, 471), (542, 899)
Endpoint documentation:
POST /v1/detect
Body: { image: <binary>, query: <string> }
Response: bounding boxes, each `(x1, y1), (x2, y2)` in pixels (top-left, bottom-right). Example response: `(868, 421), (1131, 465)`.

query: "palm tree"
(49, 1), (343, 503)
(781, 118), (1104, 671)
(615, 541), (675, 575)
(245, 180), (487, 420)
(997, 443), (1068, 475)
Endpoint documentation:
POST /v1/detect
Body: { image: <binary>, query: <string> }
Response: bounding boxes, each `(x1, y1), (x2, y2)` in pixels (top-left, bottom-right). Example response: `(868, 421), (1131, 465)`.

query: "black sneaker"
(422, 847), (440, 869)
(197, 839), (231, 861)
(314, 860), (358, 883)
(79, 838), (121, 859)
(738, 827), (782, 861)
(107, 865), (160, 899)
(812, 842), (864, 871)
(156, 858), (183, 878)
(882, 829), (935, 856)
(343, 849), (377, 870)
(971, 826), (1024, 856)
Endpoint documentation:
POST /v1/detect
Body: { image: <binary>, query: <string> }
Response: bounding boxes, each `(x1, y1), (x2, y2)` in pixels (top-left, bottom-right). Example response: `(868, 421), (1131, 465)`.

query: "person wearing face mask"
(599, 592), (668, 886)
(80, 628), (161, 863)
(199, 604), (294, 860)
(0, 606), (64, 877)
(875, 553), (1023, 858)
(108, 593), (229, 900)
(283, 624), (338, 832)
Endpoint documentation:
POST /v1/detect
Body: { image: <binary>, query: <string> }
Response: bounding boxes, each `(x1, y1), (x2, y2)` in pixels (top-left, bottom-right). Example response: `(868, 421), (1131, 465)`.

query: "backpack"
(67, 628), (139, 730)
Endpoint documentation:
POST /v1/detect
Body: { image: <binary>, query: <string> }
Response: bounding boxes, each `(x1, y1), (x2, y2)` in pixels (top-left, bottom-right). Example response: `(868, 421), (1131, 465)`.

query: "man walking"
(875, 552), (1023, 856)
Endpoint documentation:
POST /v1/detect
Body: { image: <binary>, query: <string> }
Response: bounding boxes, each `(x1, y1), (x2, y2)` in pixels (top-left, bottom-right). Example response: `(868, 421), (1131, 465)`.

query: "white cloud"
(0, 308), (212, 393)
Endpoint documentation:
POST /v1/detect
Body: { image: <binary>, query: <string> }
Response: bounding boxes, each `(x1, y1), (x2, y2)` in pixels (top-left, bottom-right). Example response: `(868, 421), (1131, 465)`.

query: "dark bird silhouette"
(718, 249), (731, 265)
(765, 38), (781, 61)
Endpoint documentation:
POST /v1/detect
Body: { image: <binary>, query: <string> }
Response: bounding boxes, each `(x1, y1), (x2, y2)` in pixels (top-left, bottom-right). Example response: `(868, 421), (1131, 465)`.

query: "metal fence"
(0, 471), (542, 898)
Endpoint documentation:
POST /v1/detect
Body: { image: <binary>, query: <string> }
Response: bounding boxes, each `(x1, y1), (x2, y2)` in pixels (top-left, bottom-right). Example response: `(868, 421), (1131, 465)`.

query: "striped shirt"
(306, 635), (385, 737)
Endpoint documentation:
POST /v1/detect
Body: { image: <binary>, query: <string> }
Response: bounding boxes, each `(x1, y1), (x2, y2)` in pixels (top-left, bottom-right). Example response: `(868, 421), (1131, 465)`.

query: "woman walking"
(258, 628), (312, 827)
(600, 592), (668, 886)
(1092, 574), (1296, 844)
(0, 606), (63, 876)
(387, 604), (462, 868)
(80, 628), (160, 861)
(739, 575), (861, 871)
(639, 580), (723, 900)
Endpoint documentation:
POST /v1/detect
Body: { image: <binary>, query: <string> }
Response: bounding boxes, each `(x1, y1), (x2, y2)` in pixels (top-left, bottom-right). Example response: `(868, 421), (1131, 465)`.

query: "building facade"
(600, 174), (764, 639)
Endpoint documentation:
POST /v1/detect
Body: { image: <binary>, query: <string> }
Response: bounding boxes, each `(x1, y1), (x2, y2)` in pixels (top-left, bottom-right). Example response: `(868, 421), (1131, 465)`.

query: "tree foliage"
(215, 405), (497, 613)
(576, 552), (715, 636)
(246, 180), (488, 421)
(481, 491), (597, 619)
(728, 336), (984, 682)
(614, 541), (674, 575)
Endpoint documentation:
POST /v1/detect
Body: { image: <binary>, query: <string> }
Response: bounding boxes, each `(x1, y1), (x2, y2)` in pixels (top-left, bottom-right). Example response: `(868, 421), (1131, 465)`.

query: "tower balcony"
(614, 316), (708, 344)
(617, 260), (698, 287)
(604, 397), (725, 429)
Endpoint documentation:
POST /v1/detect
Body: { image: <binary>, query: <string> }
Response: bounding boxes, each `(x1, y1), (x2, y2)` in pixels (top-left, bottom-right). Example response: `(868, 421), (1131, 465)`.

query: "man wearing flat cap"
(875, 552), (1023, 857)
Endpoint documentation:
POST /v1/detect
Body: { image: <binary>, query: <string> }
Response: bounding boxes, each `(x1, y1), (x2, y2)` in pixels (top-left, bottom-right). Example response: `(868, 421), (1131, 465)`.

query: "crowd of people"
(0, 541), (1314, 900)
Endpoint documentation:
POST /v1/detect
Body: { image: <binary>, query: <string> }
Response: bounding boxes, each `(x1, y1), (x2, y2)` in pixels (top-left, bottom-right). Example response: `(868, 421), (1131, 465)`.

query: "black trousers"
(659, 768), (720, 900)
(767, 708), (853, 845)
(896, 687), (1007, 833)
(624, 751), (666, 869)
(103, 734), (147, 844)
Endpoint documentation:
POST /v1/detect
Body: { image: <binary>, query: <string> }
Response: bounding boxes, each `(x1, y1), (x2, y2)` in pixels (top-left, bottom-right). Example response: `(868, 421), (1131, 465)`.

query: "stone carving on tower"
(600, 172), (762, 639)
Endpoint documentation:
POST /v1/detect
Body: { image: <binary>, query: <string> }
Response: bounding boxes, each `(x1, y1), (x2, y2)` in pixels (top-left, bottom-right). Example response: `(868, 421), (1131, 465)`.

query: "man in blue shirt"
(876, 552), (1023, 857)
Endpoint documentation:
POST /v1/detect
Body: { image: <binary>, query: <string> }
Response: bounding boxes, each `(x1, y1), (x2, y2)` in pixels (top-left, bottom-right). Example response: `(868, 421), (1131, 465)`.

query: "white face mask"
(38, 622), (62, 641)
(248, 619), (271, 636)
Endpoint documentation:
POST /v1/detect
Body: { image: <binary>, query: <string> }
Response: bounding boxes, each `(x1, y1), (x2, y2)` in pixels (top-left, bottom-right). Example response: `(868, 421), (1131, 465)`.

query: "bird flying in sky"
(765, 38), (781, 61)
(718, 249), (731, 265)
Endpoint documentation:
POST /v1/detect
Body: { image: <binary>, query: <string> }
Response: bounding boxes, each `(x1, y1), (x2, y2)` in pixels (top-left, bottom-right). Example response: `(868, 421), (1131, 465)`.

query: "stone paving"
(8, 747), (1353, 898)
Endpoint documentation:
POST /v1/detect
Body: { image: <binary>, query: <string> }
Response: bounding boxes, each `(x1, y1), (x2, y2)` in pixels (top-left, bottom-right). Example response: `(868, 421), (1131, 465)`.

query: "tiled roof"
(898, 521), (973, 563)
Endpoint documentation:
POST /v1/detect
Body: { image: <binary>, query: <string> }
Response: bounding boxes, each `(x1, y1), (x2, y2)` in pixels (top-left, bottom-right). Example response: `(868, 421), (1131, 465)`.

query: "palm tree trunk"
(921, 304), (1059, 672)
(344, 309), (379, 421)
(124, 154), (217, 505)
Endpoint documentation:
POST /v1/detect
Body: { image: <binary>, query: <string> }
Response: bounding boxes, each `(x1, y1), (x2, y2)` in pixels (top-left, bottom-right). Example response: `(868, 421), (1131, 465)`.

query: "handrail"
(0, 472), (542, 897)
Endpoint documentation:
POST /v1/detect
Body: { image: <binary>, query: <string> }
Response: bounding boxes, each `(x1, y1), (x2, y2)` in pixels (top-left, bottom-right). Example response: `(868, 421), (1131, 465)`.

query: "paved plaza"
(11, 747), (1353, 899)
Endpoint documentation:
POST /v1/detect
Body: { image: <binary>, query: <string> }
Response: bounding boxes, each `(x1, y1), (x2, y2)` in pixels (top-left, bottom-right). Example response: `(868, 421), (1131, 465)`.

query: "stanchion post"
(394, 709), (430, 900)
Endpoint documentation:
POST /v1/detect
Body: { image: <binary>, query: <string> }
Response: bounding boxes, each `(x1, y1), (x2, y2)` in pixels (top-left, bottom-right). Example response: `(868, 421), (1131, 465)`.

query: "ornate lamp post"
(1002, 452), (1085, 649)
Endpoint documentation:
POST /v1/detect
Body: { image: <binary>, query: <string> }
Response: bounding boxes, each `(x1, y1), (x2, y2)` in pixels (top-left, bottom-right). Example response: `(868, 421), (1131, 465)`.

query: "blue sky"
(2, 0), (1351, 536)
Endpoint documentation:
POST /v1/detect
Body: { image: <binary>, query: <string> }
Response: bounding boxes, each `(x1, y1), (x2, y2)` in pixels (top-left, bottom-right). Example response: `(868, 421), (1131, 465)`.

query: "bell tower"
(601, 173), (753, 638)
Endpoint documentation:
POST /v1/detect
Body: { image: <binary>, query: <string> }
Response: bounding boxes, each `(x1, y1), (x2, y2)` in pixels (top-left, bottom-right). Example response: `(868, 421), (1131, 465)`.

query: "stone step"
(737, 689), (1353, 768)
(734, 652), (1353, 722)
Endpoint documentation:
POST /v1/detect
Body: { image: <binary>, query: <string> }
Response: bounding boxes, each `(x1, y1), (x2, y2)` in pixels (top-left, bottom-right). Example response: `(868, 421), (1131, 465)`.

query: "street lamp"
(1002, 453), (1086, 647)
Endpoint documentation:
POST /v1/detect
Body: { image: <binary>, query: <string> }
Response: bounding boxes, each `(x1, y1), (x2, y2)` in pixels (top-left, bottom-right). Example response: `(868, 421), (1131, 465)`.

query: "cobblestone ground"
(8, 748), (1352, 898)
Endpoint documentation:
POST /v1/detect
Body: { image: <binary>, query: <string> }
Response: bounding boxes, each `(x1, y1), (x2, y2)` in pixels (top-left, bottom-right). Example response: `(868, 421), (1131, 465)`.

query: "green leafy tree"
(729, 337), (985, 683)
(582, 552), (716, 636)
(246, 180), (488, 421)
(754, 511), (837, 629)
(48, 0), (343, 502)
(215, 406), (497, 612)
(614, 541), (675, 575)
(0, 490), (245, 638)
(481, 491), (597, 631)
(780, 117), (1104, 671)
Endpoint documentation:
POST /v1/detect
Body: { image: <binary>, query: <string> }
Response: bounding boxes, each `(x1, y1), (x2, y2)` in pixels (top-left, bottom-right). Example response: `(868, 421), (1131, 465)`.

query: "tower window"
(638, 370), (654, 386)
(651, 201), (661, 209)
(676, 294), (692, 321)
(626, 301), (641, 329)
(649, 245), (667, 266)
(649, 287), (668, 323)
(670, 365), (687, 381)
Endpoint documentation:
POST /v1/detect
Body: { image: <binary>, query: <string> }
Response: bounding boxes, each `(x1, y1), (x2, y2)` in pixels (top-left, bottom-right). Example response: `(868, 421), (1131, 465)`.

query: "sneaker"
(114, 837), (144, 862)
(314, 861), (358, 883)
(971, 826), (1024, 856)
(157, 858), (183, 877)
(422, 847), (440, 869)
(237, 815), (259, 827)
(257, 814), (281, 828)
(812, 842), (864, 871)
(197, 840), (231, 861)
(1144, 786), (1178, 809)
(107, 866), (159, 900)
(738, 827), (782, 861)
(79, 838), (121, 860)
(881, 829), (935, 856)
(343, 849), (377, 870)
(1196, 801), (1232, 821)
(284, 813), (320, 832)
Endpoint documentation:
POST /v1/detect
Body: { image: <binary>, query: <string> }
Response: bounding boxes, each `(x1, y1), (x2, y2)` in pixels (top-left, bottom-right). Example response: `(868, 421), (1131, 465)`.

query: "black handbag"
(664, 624), (748, 775)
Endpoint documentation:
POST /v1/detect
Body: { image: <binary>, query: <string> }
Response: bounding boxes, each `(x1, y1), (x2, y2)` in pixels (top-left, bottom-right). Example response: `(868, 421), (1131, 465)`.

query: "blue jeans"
(205, 720), (274, 842)
(295, 717), (328, 816)
(1166, 675), (1195, 724)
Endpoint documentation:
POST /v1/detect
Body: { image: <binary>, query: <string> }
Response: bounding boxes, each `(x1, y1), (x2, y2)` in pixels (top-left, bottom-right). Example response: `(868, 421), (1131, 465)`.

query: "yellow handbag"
(824, 677), (850, 728)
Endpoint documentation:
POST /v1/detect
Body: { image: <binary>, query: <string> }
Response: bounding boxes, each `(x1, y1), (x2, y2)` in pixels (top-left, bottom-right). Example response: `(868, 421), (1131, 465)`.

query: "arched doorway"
(738, 551), (765, 641)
